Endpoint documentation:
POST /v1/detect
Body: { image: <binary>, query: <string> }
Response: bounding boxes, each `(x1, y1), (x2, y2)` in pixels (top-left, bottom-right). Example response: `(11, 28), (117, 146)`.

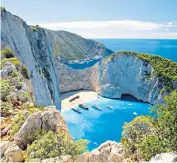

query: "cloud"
(29, 20), (177, 39)
(39, 20), (160, 31)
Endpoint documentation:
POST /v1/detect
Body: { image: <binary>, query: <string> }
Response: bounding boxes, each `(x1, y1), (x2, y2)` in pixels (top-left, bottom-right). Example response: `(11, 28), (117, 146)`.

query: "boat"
(128, 103), (132, 106)
(133, 112), (137, 115)
(71, 108), (81, 114)
(79, 104), (89, 110)
(107, 106), (114, 110)
(92, 104), (103, 111)
(69, 95), (80, 102)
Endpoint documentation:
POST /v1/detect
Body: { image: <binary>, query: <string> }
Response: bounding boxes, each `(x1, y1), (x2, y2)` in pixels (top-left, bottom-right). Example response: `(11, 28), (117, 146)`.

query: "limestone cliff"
(1, 10), (112, 109)
(59, 52), (177, 104)
(94, 52), (177, 104)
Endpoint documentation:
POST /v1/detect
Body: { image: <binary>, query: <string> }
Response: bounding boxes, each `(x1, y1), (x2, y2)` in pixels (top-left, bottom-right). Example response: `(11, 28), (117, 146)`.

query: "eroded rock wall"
(1, 11), (61, 109)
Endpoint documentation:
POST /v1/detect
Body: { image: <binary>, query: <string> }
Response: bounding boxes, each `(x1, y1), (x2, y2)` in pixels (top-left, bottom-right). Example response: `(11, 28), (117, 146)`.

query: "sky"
(1, 0), (177, 39)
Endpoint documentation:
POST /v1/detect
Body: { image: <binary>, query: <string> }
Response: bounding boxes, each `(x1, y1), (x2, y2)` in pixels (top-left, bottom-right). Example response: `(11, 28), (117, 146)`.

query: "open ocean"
(96, 39), (177, 62)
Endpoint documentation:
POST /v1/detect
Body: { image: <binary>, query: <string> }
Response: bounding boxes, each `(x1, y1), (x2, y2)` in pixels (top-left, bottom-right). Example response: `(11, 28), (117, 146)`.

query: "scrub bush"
(1, 46), (14, 58)
(26, 131), (88, 160)
(1, 79), (11, 100)
(121, 91), (177, 161)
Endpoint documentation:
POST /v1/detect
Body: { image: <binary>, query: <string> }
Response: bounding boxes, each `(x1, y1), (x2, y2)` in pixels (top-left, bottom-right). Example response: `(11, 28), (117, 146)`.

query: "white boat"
(92, 104), (103, 111)
(107, 106), (114, 110)
(133, 112), (137, 115)
(128, 103), (132, 106)
(71, 108), (81, 114)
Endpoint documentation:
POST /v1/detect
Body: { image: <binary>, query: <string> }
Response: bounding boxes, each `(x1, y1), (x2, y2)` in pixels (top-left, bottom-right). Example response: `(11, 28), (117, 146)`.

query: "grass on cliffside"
(106, 51), (177, 91)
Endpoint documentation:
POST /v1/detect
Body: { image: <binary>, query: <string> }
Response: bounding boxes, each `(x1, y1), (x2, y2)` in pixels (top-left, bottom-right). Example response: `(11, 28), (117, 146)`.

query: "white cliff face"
(1, 11), (60, 109)
(58, 54), (175, 104)
(94, 54), (165, 104)
(56, 62), (92, 93)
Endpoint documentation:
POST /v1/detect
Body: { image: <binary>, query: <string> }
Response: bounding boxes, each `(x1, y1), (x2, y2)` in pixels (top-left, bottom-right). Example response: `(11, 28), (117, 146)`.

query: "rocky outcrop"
(0, 141), (25, 162)
(42, 155), (74, 163)
(75, 141), (125, 162)
(148, 152), (177, 163)
(57, 62), (92, 93)
(14, 109), (68, 149)
(1, 11), (112, 109)
(93, 54), (165, 104)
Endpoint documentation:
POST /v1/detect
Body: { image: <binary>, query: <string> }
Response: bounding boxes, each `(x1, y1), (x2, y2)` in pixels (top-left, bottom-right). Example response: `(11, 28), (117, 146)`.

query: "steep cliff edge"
(1, 11), (60, 109)
(93, 52), (177, 104)
(1, 10), (112, 109)
(59, 52), (177, 104)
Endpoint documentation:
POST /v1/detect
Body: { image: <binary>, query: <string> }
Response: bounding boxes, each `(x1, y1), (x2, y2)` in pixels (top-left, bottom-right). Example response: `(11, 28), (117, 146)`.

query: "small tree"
(1, 46), (14, 58)
(26, 131), (88, 161)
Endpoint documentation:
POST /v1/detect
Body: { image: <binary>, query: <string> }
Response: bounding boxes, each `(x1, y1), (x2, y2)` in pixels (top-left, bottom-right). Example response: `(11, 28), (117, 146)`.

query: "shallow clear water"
(61, 96), (151, 151)
(66, 58), (101, 69)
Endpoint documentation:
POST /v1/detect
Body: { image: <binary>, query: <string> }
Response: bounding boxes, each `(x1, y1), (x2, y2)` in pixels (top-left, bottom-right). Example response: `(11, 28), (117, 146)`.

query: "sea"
(62, 39), (177, 151)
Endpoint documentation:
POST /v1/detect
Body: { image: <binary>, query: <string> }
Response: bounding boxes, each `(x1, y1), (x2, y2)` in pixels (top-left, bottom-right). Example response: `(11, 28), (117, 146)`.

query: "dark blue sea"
(96, 39), (177, 62)
(67, 39), (177, 69)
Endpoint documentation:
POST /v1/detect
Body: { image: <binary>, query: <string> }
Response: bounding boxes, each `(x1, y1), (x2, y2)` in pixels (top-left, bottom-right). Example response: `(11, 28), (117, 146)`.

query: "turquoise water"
(61, 96), (151, 151)
(62, 39), (176, 150)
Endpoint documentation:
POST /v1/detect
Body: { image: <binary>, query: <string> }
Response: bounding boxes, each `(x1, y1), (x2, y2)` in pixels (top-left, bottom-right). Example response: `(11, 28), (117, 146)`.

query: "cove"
(61, 95), (151, 151)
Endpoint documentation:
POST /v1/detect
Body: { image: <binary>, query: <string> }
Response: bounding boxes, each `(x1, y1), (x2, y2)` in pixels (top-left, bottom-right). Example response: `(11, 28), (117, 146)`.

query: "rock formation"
(93, 53), (166, 104)
(59, 53), (177, 104)
(14, 108), (68, 149)
(1, 10), (112, 109)
(0, 141), (25, 162)
(75, 141), (125, 162)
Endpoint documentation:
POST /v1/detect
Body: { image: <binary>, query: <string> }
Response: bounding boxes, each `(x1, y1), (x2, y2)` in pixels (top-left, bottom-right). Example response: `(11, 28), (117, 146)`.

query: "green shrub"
(11, 71), (19, 77)
(0, 57), (21, 69)
(1, 101), (13, 114)
(68, 139), (89, 158)
(7, 57), (21, 68)
(121, 116), (156, 161)
(26, 131), (88, 161)
(121, 91), (177, 161)
(17, 91), (31, 102)
(0, 79), (11, 100)
(11, 111), (29, 135)
(139, 135), (170, 161)
(1, 46), (14, 58)
(151, 91), (177, 151)
(21, 64), (29, 79)
(16, 81), (23, 90)
(1, 7), (6, 12)
(31, 25), (40, 31)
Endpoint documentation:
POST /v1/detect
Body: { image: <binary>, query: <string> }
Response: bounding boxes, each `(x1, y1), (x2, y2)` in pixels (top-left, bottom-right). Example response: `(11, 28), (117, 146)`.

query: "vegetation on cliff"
(26, 130), (88, 161)
(121, 91), (177, 161)
(0, 47), (32, 116)
(0, 46), (89, 161)
(106, 51), (177, 91)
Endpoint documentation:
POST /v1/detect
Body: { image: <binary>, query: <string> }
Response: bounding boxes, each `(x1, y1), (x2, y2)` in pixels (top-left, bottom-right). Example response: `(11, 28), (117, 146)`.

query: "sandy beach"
(61, 90), (98, 110)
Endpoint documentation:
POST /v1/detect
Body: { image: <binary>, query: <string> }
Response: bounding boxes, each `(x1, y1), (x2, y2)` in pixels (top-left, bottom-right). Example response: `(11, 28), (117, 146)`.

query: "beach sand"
(61, 90), (98, 110)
